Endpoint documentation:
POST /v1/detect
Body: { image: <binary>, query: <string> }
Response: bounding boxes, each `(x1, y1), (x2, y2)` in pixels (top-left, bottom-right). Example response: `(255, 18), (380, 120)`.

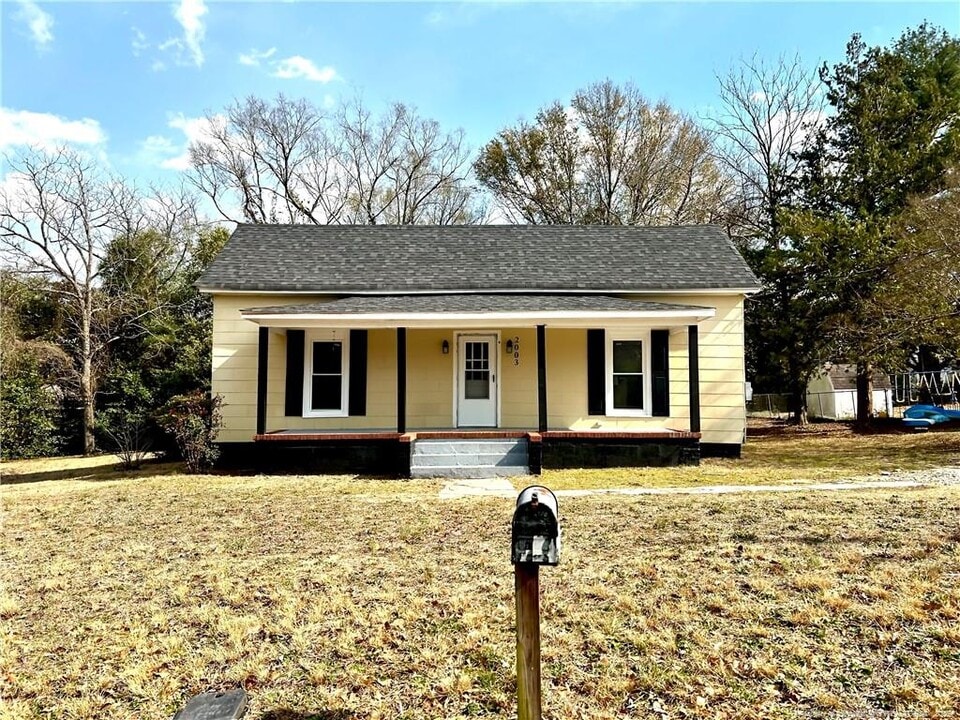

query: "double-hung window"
(606, 332), (651, 416)
(303, 331), (349, 417)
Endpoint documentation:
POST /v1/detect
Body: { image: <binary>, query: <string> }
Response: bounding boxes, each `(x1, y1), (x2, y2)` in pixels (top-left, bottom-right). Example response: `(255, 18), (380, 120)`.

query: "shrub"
(156, 392), (223, 473)
(0, 339), (72, 460)
(98, 368), (155, 469)
(0, 364), (62, 459)
(99, 413), (153, 470)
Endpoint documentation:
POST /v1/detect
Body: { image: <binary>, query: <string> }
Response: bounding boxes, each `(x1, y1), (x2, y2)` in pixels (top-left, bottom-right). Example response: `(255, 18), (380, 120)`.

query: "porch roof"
(240, 294), (715, 328)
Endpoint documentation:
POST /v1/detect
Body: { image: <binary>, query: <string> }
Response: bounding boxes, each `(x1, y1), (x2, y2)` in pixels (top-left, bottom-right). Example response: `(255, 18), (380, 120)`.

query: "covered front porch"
(235, 294), (712, 475)
(249, 428), (702, 476)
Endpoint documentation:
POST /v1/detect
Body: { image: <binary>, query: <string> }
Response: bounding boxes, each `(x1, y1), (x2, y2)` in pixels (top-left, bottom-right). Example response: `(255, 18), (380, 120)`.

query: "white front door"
(457, 334), (498, 427)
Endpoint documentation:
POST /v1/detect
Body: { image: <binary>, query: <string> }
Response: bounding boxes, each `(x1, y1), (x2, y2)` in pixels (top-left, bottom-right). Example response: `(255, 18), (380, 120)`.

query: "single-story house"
(806, 363), (893, 420)
(197, 225), (760, 477)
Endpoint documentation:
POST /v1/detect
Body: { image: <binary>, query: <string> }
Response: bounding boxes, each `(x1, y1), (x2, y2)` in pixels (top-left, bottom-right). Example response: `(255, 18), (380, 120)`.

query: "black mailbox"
(511, 485), (560, 565)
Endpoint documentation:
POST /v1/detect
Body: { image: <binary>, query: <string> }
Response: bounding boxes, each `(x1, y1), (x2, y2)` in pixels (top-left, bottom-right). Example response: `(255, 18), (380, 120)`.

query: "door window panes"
(464, 341), (490, 399)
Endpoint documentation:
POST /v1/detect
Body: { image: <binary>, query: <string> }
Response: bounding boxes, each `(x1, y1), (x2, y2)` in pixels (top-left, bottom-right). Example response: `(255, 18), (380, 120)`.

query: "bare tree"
(0, 147), (197, 453)
(708, 55), (824, 423)
(474, 80), (729, 225)
(190, 95), (348, 224)
(357, 102), (481, 224)
(188, 94), (484, 225)
(710, 55), (823, 247)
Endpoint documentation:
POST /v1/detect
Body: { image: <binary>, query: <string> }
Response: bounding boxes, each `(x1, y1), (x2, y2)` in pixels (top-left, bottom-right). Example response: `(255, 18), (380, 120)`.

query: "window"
(303, 331), (349, 417)
(463, 340), (491, 399)
(606, 332), (650, 416)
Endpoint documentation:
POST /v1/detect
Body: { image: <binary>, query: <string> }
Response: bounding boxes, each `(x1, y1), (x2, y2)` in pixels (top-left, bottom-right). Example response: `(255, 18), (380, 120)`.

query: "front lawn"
(2, 456), (959, 719)
(542, 424), (960, 490)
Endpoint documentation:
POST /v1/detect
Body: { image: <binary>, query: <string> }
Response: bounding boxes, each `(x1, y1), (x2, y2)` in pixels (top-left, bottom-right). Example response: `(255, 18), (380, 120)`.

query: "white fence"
(746, 392), (892, 420)
(746, 394), (792, 419)
(748, 370), (960, 420)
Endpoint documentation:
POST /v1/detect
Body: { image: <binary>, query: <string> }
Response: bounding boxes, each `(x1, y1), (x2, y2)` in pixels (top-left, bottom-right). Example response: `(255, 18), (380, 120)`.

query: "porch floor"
(254, 428), (701, 442)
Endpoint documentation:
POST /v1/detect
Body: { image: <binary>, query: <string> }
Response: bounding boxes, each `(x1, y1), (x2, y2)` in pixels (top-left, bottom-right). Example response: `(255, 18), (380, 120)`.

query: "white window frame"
(302, 329), (350, 418)
(605, 330), (652, 417)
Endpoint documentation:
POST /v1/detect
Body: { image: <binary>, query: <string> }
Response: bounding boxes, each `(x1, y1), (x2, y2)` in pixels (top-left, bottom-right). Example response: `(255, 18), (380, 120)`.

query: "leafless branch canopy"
(709, 54), (824, 247)
(0, 148), (197, 314)
(0, 146), (198, 453)
(474, 80), (729, 225)
(188, 95), (484, 225)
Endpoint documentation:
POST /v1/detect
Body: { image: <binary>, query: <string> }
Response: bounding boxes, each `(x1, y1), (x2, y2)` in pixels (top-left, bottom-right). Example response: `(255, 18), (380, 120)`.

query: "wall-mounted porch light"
(505, 338), (515, 355)
(442, 339), (450, 354)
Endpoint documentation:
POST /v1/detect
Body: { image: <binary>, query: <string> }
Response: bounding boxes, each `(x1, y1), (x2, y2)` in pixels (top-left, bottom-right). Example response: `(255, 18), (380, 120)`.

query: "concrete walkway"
(438, 467), (960, 500)
(438, 477), (516, 500)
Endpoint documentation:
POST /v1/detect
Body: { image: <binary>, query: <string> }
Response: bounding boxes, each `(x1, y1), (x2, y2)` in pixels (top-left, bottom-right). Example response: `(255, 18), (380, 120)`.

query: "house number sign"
(512, 336), (521, 366)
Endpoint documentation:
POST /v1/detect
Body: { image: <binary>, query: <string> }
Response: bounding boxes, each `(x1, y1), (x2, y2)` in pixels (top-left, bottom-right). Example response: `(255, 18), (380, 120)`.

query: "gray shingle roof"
(241, 294), (714, 315)
(198, 224), (760, 293)
(826, 363), (893, 391)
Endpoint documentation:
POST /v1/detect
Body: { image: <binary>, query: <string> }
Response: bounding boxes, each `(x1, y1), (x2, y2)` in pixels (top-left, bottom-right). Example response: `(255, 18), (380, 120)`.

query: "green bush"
(156, 392), (223, 473)
(97, 368), (155, 468)
(0, 363), (62, 459)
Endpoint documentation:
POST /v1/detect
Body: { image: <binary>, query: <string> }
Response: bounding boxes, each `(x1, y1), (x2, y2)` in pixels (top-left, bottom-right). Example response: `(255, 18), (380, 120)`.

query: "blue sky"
(2, 1), (958, 190)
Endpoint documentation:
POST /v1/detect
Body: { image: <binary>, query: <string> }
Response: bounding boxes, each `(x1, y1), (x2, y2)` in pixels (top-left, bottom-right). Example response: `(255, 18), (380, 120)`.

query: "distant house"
(197, 224), (760, 476)
(806, 363), (893, 420)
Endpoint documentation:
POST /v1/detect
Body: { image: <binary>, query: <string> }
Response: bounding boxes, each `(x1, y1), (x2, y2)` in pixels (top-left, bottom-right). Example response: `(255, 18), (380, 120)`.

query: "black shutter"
(587, 329), (606, 415)
(284, 329), (305, 416)
(651, 329), (670, 417)
(348, 329), (368, 416)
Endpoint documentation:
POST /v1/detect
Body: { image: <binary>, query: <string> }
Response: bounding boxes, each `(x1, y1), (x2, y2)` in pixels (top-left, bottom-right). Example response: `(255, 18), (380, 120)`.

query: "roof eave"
(199, 286), (761, 296)
(240, 308), (717, 329)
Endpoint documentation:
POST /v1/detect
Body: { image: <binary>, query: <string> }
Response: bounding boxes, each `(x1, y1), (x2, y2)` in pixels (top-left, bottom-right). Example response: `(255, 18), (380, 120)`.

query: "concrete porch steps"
(411, 438), (530, 478)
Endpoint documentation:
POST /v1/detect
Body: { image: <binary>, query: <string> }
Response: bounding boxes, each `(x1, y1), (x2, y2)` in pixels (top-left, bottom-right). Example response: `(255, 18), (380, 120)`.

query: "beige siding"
(541, 296), (746, 444)
(545, 326), (692, 432)
(211, 292), (748, 446)
(406, 329), (454, 428)
(646, 294), (747, 445)
(213, 294), (275, 442)
(500, 329), (539, 428)
(266, 328), (398, 431)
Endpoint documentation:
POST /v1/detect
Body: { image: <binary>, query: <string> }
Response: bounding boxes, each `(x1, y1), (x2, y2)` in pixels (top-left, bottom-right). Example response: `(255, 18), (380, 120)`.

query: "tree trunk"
(856, 362), (874, 425)
(81, 311), (96, 455)
(787, 353), (808, 425)
(789, 384), (808, 425)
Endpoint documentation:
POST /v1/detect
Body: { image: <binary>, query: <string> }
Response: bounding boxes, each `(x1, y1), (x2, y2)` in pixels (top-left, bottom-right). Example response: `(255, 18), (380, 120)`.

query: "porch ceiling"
(240, 294), (716, 328)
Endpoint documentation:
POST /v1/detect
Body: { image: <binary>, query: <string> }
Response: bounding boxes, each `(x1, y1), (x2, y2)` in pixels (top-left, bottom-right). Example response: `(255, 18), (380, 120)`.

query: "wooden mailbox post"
(511, 486), (560, 720)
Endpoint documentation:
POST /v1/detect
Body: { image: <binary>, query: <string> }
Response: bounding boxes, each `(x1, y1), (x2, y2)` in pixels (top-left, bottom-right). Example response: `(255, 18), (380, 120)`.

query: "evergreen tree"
(789, 24), (960, 421)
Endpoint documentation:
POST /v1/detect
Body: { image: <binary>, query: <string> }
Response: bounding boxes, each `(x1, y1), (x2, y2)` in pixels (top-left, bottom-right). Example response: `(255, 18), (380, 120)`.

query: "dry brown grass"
(541, 426), (960, 490)
(2, 458), (959, 719)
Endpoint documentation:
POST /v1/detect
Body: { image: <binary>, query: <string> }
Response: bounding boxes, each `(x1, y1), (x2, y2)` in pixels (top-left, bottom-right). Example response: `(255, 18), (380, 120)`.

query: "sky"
(2, 0), (959, 194)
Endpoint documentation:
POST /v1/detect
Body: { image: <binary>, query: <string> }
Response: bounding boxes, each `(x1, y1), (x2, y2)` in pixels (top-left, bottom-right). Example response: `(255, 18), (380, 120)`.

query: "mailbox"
(511, 486), (560, 565)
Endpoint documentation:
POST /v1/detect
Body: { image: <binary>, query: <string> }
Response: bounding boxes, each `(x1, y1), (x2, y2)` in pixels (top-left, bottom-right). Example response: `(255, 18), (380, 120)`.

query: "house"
(806, 363), (894, 420)
(197, 225), (760, 476)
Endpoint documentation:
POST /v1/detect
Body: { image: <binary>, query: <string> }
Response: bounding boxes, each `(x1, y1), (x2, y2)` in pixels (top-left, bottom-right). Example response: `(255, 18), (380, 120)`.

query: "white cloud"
(173, 0), (207, 67)
(241, 50), (339, 86)
(164, 114), (217, 170)
(238, 47), (276, 67)
(0, 108), (106, 151)
(14, 0), (54, 49)
(138, 113), (220, 171)
(131, 2), (206, 70)
(272, 56), (337, 83)
(131, 27), (149, 56)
